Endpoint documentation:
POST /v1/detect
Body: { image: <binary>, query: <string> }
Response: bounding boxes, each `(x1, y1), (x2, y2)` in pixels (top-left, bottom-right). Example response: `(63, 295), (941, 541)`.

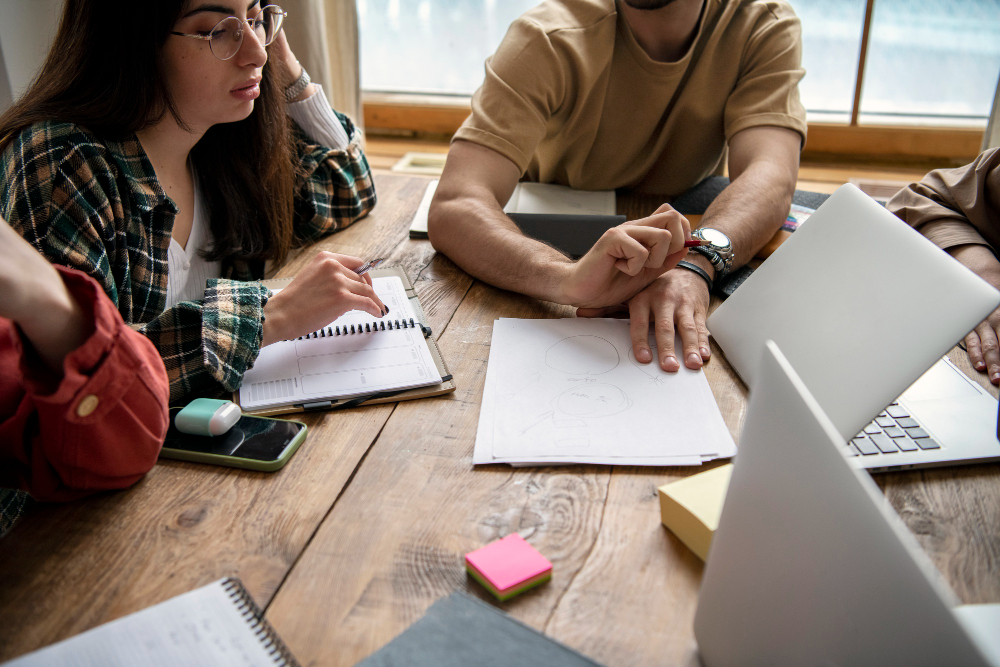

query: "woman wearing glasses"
(0, 1), (386, 403)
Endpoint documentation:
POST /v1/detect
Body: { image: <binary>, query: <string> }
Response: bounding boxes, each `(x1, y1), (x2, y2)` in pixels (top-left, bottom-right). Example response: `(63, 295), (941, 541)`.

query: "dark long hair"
(0, 0), (297, 266)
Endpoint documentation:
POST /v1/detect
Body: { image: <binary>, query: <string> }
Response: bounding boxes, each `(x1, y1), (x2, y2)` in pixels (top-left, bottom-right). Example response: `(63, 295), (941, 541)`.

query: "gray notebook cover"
(356, 592), (604, 667)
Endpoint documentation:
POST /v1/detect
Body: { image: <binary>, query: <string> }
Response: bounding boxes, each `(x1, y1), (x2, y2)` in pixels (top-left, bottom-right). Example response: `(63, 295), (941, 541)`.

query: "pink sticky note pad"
(465, 534), (552, 596)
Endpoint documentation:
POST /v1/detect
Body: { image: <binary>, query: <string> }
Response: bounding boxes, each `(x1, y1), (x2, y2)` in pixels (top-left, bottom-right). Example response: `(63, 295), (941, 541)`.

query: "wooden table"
(1, 173), (998, 666)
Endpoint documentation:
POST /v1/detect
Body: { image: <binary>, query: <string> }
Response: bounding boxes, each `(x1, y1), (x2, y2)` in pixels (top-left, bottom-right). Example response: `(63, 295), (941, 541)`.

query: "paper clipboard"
(235, 267), (455, 416)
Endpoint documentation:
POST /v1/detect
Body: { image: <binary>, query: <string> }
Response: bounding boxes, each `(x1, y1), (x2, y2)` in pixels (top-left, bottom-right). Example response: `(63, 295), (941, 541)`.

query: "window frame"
(361, 0), (991, 161)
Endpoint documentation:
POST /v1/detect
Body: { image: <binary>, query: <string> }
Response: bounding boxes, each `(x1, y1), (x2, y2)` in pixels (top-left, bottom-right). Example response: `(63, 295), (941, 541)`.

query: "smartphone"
(160, 408), (307, 472)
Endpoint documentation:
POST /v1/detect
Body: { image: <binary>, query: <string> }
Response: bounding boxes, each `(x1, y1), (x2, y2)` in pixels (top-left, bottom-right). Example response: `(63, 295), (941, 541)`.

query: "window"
(859, 0), (1000, 124)
(360, 0), (1000, 127)
(358, 0), (540, 95)
(793, 0), (867, 120)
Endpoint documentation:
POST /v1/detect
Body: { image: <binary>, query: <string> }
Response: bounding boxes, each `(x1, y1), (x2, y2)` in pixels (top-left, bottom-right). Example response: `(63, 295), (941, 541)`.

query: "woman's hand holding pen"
(557, 203), (691, 309)
(261, 252), (387, 347)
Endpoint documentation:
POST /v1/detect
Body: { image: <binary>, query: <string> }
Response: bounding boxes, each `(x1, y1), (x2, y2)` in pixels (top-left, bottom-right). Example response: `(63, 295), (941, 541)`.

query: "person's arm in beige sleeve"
(430, 140), (691, 309)
(430, 16), (691, 311)
(590, 125), (800, 372)
(887, 148), (1000, 384)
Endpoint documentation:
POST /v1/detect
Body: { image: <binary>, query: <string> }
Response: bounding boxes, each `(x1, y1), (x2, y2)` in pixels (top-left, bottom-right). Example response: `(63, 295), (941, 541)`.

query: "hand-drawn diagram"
(518, 382), (632, 440)
(554, 383), (630, 416)
(507, 335), (632, 447)
(545, 335), (619, 375)
(485, 318), (736, 463)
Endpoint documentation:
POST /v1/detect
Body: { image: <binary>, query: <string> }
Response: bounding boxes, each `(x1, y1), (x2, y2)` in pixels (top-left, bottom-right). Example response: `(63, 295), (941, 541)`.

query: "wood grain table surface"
(1, 173), (997, 666)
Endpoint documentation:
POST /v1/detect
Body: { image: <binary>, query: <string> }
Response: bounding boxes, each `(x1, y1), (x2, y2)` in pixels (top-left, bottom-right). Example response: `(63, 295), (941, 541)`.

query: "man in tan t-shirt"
(888, 147), (1000, 386)
(429, 0), (806, 372)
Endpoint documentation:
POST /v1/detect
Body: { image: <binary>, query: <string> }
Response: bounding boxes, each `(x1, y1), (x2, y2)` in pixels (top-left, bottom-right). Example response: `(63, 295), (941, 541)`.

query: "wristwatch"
(690, 228), (735, 278)
(285, 64), (311, 102)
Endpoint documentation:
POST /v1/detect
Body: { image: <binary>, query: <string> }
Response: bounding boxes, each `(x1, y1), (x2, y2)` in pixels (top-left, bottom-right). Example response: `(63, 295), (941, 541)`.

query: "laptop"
(706, 183), (1000, 471)
(694, 341), (1000, 667)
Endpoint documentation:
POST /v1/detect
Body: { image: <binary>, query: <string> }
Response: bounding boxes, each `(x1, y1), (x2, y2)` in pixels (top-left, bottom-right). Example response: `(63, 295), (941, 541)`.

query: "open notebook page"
(4, 580), (291, 667)
(239, 276), (441, 410)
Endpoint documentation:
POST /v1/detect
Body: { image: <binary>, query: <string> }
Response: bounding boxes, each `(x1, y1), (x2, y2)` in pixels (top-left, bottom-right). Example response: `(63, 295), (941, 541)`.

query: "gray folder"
(356, 592), (604, 667)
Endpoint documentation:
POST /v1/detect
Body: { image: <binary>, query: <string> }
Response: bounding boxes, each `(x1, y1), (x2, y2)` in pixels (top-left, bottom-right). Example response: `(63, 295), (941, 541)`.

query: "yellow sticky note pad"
(658, 463), (733, 561)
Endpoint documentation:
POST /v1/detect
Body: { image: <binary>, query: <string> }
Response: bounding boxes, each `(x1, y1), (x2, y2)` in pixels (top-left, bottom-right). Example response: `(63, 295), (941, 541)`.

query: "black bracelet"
(676, 260), (714, 293)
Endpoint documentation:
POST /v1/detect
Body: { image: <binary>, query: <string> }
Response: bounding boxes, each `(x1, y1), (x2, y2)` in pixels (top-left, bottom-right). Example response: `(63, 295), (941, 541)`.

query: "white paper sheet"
(474, 318), (735, 466)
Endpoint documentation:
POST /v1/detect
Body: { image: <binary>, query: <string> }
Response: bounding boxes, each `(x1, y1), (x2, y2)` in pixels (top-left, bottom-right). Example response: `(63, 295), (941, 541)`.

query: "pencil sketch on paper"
(545, 335), (620, 375)
(485, 318), (737, 462)
(517, 382), (632, 439)
(507, 335), (631, 442)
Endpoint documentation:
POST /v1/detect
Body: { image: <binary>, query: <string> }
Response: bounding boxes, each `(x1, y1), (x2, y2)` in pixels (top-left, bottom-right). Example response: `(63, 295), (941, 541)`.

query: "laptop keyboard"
(849, 403), (941, 457)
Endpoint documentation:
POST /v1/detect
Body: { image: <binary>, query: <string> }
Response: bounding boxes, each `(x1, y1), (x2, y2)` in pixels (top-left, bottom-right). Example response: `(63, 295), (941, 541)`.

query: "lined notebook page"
(239, 276), (441, 410)
(4, 579), (295, 667)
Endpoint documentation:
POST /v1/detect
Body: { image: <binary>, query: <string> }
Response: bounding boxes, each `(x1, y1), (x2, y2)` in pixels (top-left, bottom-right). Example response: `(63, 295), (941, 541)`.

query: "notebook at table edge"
(234, 266), (455, 416)
(705, 183), (1000, 442)
(357, 591), (604, 666)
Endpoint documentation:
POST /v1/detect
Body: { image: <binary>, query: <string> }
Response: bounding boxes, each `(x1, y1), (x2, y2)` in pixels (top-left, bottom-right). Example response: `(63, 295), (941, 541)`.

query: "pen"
(684, 239), (710, 248)
(354, 257), (385, 276)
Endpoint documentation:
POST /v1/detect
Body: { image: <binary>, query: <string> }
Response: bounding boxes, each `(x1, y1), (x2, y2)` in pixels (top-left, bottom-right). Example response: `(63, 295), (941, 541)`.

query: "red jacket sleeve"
(0, 266), (170, 502)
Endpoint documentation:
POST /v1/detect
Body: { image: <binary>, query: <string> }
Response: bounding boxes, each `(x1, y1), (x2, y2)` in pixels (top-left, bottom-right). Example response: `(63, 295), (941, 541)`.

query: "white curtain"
(281, 0), (363, 131)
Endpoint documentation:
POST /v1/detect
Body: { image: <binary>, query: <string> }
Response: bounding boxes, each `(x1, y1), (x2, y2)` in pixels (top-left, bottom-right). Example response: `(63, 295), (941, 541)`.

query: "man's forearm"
(429, 193), (575, 303)
(696, 159), (795, 273)
(686, 125), (801, 279)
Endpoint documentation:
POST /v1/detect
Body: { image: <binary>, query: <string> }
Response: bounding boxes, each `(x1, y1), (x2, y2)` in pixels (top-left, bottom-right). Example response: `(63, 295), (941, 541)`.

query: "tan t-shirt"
(887, 148), (1000, 254)
(454, 0), (807, 196)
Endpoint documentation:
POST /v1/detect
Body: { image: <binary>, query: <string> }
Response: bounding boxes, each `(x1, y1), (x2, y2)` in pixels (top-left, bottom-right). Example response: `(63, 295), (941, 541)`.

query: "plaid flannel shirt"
(1, 114), (376, 403)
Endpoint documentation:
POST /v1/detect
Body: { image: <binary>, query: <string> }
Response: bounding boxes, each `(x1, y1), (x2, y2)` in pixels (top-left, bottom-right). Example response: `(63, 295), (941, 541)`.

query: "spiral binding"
(221, 578), (302, 667)
(297, 317), (417, 340)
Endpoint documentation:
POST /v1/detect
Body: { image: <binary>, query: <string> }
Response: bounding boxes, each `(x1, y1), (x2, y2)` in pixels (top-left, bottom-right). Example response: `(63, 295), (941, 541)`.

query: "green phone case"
(159, 415), (308, 472)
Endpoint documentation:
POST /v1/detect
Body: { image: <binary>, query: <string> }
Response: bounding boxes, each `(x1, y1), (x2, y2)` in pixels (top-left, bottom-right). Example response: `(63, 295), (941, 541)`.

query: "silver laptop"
(694, 341), (1000, 667)
(707, 183), (1000, 471)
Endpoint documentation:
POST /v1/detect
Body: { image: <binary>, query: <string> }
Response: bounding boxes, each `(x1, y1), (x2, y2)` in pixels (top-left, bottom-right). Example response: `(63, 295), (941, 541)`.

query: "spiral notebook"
(2, 578), (299, 667)
(237, 267), (455, 416)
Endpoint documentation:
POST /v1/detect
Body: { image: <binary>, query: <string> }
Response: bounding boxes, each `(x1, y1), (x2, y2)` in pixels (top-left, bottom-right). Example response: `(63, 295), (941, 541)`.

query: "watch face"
(698, 228), (731, 250)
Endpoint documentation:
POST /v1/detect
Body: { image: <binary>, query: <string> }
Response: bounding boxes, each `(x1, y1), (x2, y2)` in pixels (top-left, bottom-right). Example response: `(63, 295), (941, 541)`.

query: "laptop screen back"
(694, 341), (992, 667)
(706, 184), (1000, 442)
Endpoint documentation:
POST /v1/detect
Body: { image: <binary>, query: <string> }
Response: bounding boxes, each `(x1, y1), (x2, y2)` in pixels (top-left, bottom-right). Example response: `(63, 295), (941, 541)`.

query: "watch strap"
(690, 245), (721, 272)
(675, 260), (713, 293)
(285, 65), (311, 102)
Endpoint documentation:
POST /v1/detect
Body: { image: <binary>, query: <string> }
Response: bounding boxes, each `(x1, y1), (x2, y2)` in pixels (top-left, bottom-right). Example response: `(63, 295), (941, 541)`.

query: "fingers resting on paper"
(579, 269), (712, 373)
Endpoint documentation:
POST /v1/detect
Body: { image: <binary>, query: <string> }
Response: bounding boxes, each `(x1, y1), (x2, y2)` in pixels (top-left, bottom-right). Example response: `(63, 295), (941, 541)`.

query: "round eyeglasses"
(171, 5), (287, 61)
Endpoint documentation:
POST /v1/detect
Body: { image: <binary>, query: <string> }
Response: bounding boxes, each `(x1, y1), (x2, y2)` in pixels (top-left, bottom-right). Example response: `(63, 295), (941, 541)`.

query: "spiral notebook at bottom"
(2, 578), (299, 667)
